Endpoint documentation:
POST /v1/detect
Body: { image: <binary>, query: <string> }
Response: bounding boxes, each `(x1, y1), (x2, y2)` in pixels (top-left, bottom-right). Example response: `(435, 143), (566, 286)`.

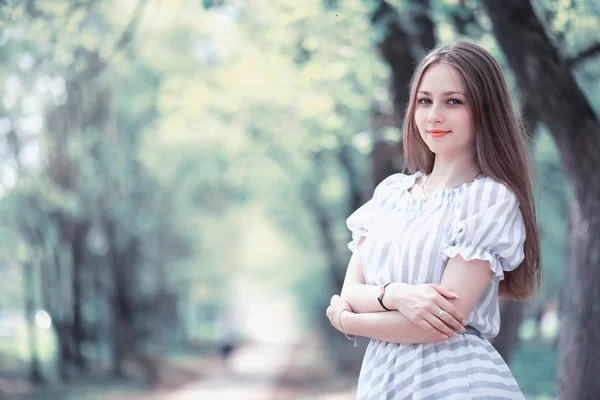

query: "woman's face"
(414, 63), (476, 157)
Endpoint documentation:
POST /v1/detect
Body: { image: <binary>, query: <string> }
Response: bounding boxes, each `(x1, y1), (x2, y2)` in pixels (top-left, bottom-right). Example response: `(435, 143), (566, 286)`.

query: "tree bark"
(106, 219), (142, 377)
(371, 0), (414, 116)
(24, 262), (43, 384)
(492, 299), (525, 365)
(408, 0), (436, 54)
(482, 1), (600, 398)
(369, 0), (435, 184)
(71, 221), (88, 370)
(338, 144), (363, 217)
(49, 227), (76, 381)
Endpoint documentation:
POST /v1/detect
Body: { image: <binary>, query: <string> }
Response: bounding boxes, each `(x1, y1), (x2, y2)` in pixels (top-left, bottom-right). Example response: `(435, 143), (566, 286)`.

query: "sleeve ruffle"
(345, 173), (406, 253)
(346, 200), (376, 252)
(442, 182), (526, 280)
(442, 246), (507, 282)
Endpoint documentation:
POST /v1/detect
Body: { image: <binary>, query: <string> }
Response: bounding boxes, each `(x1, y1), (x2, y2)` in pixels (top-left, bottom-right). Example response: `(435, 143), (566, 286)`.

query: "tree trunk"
(106, 220), (141, 377)
(492, 299), (525, 365)
(369, 0), (435, 184)
(371, 0), (431, 116)
(369, 1), (414, 182)
(111, 289), (129, 378)
(44, 72), (112, 378)
(54, 322), (75, 381)
(303, 153), (369, 373)
(50, 234), (76, 381)
(24, 262), (43, 384)
(338, 144), (364, 218)
(71, 222), (88, 370)
(482, 1), (600, 398)
(41, 249), (74, 382)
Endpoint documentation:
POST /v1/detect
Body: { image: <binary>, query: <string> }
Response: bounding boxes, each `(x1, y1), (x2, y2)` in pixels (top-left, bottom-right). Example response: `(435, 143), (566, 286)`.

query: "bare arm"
(341, 254), (494, 343)
(334, 239), (459, 341)
(337, 239), (440, 342)
(334, 249), (493, 343)
(438, 254), (494, 322)
(339, 238), (464, 327)
(342, 308), (453, 344)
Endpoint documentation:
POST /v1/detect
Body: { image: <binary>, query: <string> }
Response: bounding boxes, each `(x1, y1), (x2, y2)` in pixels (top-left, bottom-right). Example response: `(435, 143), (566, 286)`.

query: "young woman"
(325, 41), (542, 399)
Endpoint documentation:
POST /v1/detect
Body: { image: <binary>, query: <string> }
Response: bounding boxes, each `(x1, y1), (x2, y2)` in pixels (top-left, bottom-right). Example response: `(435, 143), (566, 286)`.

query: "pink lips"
(428, 130), (451, 138)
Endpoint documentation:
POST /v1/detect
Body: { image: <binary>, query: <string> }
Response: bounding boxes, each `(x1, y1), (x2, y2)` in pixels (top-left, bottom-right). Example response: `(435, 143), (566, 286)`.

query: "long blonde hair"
(403, 41), (541, 299)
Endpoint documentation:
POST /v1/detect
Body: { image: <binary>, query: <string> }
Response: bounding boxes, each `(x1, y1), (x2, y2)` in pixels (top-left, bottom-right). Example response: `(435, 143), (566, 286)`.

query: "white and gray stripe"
(346, 172), (526, 399)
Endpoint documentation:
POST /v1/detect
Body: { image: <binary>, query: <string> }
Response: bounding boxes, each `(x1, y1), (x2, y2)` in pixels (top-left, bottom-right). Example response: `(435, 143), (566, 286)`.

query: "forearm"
(343, 310), (450, 344)
(341, 282), (407, 314)
(340, 283), (386, 314)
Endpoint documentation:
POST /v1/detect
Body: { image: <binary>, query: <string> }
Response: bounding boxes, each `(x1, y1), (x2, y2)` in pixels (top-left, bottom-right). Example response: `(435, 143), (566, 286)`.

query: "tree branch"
(82, 0), (151, 80)
(566, 42), (600, 68)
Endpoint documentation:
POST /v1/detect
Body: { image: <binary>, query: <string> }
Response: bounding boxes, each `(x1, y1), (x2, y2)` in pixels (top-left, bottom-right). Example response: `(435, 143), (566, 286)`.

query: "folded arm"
(336, 238), (494, 343)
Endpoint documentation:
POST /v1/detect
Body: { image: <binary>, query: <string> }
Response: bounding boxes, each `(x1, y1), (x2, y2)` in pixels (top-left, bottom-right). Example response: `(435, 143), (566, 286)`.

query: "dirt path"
(162, 343), (296, 400)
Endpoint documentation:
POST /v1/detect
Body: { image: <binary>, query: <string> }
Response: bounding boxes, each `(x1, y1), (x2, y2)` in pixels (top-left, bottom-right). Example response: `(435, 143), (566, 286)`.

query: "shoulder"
(464, 176), (520, 208)
(454, 177), (522, 223)
(374, 172), (418, 198)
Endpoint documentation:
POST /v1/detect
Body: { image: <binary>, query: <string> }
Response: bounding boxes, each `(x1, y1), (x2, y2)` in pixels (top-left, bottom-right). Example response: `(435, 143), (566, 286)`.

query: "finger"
(416, 319), (438, 336)
(438, 309), (466, 333)
(434, 299), (467, 329)
(327, 306), (335, 322)
(429, 283), (459, 299)
(426, 313), (455, 338)
(420, 318), (450, 340)
(436, 299), (467, 330)
(412, 312), (449, 338)
(331, 295), (342, 305)
(431, 304), (463, 332)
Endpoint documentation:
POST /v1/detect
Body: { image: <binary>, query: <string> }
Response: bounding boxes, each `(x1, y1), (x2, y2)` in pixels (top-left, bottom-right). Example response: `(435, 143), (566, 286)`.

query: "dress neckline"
(404, 171), (488, 202)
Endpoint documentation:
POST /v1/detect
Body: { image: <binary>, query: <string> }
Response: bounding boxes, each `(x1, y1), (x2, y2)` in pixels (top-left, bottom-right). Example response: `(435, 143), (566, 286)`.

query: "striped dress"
(346, 171), (526, 400)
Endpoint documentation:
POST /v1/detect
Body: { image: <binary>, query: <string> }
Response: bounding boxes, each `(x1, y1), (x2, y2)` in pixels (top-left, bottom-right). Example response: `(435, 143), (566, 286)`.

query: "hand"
(326, 295), (352, 332)
(387, 283), (467, 338)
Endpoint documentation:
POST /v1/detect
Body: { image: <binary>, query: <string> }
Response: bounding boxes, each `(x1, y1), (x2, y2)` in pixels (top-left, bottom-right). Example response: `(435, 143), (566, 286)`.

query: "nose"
(427, 105), (444, 124)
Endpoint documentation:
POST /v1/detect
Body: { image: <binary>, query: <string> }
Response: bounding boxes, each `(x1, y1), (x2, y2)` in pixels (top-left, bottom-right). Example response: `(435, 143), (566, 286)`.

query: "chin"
(425, 142), (461, 156)
(423, 139), (446, 153)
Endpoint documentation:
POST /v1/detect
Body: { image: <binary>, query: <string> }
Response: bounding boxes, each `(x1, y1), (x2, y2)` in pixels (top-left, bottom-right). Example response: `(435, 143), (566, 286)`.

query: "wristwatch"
(377, 282), (393, 311)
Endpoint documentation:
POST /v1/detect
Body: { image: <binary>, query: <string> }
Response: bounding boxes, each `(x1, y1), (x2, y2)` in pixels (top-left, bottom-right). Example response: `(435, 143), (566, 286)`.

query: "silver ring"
(437, 309), (445, 319)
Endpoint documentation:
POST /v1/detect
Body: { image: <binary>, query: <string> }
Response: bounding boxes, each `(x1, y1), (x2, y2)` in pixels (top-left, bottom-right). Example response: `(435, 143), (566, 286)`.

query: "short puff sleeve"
(345, 173), (406, 253)
(442, 182), (526, 282)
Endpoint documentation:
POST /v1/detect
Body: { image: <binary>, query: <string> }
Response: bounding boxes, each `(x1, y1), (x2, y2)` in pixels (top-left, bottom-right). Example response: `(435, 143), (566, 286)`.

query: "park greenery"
(1, 0), (599, 398)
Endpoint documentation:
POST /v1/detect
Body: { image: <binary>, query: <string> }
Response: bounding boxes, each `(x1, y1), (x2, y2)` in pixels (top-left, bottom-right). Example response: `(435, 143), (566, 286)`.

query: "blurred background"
(1, 0), (599, 399)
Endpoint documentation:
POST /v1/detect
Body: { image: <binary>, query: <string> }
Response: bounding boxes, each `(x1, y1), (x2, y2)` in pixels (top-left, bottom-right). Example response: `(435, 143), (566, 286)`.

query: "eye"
(417, 98), (432, 104)
(447, 98), (462, 105)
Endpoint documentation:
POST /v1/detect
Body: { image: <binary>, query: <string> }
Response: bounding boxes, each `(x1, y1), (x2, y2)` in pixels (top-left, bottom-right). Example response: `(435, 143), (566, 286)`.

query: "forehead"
(417, 63), (466, 93)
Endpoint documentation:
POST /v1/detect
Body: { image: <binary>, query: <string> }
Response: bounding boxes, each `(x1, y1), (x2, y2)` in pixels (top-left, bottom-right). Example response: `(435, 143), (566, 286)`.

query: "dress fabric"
(346, 171), (526, 400)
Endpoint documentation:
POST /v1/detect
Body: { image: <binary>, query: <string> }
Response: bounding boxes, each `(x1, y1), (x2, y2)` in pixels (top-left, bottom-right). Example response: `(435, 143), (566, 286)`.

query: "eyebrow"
(418, 90), (466, 96)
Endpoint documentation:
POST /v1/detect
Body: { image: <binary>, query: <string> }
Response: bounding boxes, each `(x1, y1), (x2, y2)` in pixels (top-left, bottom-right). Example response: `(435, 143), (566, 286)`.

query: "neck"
(426, 151), (481, 189)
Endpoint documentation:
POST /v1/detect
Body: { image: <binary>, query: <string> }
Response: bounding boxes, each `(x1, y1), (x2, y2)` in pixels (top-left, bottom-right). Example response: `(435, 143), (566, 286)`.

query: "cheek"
(450, 111), (474, 133)
(414, 109), (427, 131)
(460, 109), (473, 124)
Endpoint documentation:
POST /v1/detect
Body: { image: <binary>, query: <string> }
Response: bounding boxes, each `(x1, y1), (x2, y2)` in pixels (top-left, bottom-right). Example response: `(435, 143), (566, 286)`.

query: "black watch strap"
(377, 283), (393, 311)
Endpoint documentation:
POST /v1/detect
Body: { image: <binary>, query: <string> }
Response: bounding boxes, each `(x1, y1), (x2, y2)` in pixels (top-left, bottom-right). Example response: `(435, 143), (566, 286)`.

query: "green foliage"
(1, 1), (590, 394)
(511, 340), (558, 398)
